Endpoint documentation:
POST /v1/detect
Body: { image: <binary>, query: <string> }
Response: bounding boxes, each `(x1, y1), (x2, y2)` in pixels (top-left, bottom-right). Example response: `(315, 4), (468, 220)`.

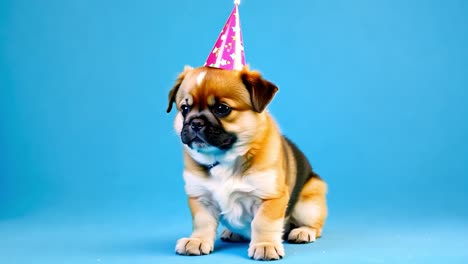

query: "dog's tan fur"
(167, 66), (327, 260)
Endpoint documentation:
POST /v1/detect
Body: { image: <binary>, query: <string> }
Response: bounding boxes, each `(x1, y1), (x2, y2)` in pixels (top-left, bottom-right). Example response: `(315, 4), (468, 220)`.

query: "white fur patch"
(196, 70), (207, 86)
(184, 167), (278, 239)
(174, 113), (184, 134)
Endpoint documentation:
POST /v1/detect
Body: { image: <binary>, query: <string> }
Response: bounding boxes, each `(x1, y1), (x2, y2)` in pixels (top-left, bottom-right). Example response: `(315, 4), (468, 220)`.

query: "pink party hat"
(204, 0), (245, 71)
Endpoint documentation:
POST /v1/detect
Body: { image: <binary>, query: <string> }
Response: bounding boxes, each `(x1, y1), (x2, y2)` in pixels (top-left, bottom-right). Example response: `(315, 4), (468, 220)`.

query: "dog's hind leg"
(220, 229), (249, 242)
(287, 177), (327, 244)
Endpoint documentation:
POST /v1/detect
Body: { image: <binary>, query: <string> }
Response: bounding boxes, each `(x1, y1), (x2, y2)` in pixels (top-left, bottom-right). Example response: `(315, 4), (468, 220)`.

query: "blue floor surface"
(2, 209), (467, 264)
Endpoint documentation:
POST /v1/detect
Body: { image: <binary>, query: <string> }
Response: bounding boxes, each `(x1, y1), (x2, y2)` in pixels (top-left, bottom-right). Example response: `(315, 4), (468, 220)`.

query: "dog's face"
(167, 66), (278, 155)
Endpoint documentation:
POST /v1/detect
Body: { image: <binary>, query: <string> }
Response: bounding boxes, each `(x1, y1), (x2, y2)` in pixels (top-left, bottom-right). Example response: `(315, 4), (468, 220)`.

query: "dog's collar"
(205, 161), (220, 170)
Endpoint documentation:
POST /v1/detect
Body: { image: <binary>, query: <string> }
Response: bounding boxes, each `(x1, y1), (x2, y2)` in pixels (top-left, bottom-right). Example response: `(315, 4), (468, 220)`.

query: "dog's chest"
(184, 166), (264, 237)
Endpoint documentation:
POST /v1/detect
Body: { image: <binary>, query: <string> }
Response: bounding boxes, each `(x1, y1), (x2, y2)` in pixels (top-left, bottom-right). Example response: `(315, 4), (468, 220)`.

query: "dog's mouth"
(190, 135), (209, 149)
(181, 131), (203, 144)
(182, 131), (237, 151)
(180, 118), (238, 151)
(181, 131), (210, 148)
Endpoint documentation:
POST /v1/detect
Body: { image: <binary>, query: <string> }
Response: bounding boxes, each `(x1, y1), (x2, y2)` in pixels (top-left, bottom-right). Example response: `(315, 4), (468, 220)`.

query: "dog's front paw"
(175, 237), (213, 256)
(248, 242), (284, 261)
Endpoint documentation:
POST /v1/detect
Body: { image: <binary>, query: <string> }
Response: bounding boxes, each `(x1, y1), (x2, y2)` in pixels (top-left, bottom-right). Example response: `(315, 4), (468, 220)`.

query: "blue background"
(1, 0), (467, 263)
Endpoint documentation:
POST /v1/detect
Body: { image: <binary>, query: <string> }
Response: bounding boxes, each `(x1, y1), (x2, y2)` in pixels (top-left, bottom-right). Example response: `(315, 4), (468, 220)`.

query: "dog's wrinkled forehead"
(176, 68), (252, 111)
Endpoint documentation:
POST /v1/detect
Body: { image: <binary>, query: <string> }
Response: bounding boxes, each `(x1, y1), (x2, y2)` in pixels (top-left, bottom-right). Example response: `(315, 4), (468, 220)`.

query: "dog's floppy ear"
(241, 67), (279, 113)
(166, 66), (193, 113)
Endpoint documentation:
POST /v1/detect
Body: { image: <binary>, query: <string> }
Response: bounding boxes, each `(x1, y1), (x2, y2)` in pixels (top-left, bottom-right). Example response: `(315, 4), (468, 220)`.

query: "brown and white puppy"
(166, 66), (327, 260)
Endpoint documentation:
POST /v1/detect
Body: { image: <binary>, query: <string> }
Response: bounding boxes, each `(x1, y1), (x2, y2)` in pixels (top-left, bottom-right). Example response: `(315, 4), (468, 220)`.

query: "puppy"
(167, 66), (327, 260)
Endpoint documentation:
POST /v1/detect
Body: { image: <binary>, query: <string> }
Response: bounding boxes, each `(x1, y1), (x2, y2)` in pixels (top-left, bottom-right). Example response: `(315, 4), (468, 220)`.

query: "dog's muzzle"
(181, 116), (237, 150)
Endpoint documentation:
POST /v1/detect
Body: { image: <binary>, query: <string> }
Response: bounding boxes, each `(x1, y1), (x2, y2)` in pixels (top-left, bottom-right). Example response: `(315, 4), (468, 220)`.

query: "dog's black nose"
(190, 118), (205, 131)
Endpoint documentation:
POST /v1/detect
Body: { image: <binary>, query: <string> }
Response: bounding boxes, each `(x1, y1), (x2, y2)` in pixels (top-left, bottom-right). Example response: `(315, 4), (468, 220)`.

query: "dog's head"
(167, 66), (278, 155)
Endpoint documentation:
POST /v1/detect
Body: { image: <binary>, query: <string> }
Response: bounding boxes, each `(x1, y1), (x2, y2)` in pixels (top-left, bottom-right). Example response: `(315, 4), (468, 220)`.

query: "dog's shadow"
(91, 235), (336, 261)
(92, 235), (251, 259)
(214, 239), (250, 259)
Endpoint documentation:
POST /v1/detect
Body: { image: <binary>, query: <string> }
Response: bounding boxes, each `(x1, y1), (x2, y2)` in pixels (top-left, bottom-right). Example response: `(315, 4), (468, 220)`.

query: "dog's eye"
(213, 103), (231, 117)
(180, 105), (190, 116)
